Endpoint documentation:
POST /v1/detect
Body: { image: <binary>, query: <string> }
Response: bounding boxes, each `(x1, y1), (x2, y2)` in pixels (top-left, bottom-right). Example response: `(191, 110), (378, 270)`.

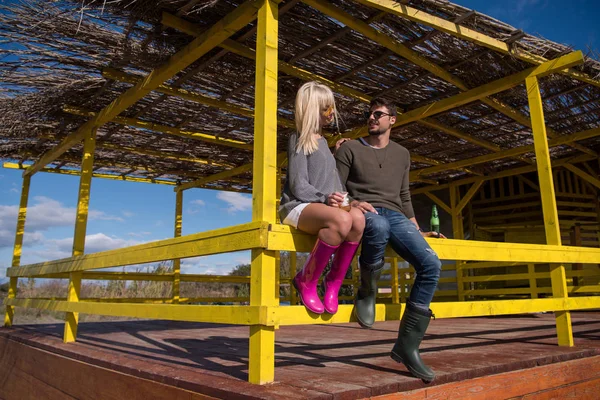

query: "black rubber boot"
(390, 303), (436, 383)
(353, 259), (384, 328)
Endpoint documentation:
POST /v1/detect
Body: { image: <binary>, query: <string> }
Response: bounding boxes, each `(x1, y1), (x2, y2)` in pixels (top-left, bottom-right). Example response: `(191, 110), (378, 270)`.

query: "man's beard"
(368, 127), (385, 136)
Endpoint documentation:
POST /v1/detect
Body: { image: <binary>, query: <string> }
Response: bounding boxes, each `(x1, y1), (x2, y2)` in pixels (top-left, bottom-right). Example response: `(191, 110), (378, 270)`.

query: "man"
(334, 98), (444, 383)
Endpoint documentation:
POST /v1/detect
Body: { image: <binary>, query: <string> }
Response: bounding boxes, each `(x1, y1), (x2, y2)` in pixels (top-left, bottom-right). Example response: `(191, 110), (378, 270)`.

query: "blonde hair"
(294, 81), (338, 155)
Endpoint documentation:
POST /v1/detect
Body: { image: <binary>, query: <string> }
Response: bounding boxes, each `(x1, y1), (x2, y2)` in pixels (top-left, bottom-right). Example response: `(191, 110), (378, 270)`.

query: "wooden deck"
(1, 311), (600, 399)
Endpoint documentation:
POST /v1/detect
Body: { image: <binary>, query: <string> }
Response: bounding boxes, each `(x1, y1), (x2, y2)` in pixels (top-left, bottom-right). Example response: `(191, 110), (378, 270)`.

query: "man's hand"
(334, 138), (352, 154)
(421, 231), (447, 239)
(351, 200), (378, 214)
(327, 192), (346, 207)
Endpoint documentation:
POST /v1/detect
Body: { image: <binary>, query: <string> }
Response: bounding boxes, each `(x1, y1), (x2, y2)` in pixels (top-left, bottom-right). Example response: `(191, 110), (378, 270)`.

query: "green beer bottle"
(430, 205), (440, 238)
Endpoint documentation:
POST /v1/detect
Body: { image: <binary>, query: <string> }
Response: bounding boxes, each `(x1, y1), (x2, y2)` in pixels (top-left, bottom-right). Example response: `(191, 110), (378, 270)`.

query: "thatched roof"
(1, 0), (599, 192)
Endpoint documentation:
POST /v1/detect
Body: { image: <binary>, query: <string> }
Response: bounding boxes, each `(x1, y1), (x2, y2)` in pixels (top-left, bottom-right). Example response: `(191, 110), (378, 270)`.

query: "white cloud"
(122, 210), (134, 218)
(187, 199), (206, 214)
(50, 232), (143, 254)
(9, 188), (18, 194)
(0, 197), (127, 248)
(128, 231), (152, 237)
(216, 192), (252, 214)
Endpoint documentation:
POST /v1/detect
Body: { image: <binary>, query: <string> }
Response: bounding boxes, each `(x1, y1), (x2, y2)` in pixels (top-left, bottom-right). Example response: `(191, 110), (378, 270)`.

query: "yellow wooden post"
(248, 0), (279, 385)
(289, 252), (297, 304)
(64, 128), (96, 343)
(526, 76), (573, 346)
(4, 175), (31, 327)
(391, 257), (400, 304)
(275, 169), (282, 304)
(173, 189), (183, 304)
(527, 263), (538, 299)
(450, 184), (466, 301)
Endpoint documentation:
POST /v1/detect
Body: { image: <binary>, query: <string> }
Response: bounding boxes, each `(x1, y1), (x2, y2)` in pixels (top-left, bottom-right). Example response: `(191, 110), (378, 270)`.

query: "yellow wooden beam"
(480, 97), (597, 157)
(456, 179), (484, 214)
(3, 162), (181, 186)
(356, 0), (600, 89)
(411, 126), (600, 179)
(23, 0), (264, 177)
(393, 51), (583, 128)
(7, 222), (269, 278)
(303, 0), (465, 88)
(64, 105), (252, 150)
(162, 12), (371, 103)
(526, 75), (572, 346)
(563, 164), (600, 190)
(308, 0), (593, 158)
(3, 174), (30, 327)
(420, 119), (502, 153)
(268, 224), (600, 263)
(102, 68), (295, 129)
(410, 154), (595, 195)
(424, 192), (452, 214)
(6, 299), (261, 325)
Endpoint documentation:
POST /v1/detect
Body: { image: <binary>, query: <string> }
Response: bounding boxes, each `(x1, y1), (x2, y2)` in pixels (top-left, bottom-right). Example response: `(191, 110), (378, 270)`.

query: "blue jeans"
(359, 207), (441, 309)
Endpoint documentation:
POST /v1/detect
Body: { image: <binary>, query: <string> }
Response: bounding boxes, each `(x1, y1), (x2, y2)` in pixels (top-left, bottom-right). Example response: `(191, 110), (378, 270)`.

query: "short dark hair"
(369, 97), (397, 116)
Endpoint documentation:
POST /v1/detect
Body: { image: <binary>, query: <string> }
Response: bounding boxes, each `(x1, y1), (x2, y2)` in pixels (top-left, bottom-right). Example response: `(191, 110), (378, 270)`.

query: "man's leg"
(386, 210), (440, 383)
(354, 211), (390, 328)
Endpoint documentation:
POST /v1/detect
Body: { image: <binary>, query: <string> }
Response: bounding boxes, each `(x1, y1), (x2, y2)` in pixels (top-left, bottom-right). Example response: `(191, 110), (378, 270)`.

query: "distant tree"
(230, 263), (251, 299)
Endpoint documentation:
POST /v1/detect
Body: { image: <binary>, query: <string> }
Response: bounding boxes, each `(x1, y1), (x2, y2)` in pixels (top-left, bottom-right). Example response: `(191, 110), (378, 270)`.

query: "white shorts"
(282, 203), (310, 229)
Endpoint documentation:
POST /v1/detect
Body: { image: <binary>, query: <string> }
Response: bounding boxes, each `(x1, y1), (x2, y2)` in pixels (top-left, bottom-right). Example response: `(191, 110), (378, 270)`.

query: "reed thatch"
(1, 0), (599, 191)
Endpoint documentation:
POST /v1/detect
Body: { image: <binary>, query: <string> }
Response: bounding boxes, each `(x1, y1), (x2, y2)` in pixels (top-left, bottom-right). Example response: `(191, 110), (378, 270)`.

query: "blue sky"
(1, 0), (599, 282)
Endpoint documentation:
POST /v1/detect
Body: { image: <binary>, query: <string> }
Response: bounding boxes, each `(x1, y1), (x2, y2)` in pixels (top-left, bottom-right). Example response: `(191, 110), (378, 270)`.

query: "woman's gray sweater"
(279, 133), (343, 221)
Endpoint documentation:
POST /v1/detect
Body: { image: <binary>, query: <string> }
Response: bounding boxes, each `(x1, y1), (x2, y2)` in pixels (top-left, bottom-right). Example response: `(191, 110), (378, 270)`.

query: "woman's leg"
(297, 203), (353, 245)
(346, 207), (365, 242)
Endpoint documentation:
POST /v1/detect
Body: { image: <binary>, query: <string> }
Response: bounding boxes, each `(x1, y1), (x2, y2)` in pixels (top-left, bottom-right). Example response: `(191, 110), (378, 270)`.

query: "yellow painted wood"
(303, 0), (466, 87)
(481, 97), (597, 157)
(249, 0), (279, 385)
(176, 151), (286, 191)
(563, 164), (600, 190)
(3, 174), (30, 327)
(8, 222), (268, 277)
(526, 75), (573, 347)
(267, 224), (600, 263)
(410, 154), (596, 195)
(24, 0), (264, 177)
(161, 12), (370, 103)
(420, 119), (502, 153)
(6, 298), (260, 324)
(412, 127), (600, 179)
(173, 189), (183, 304)
(424, 192), (452, 215)
(64, 128), (96, 343)
(456, 179), (484, 214)
(64, 105), (252, 150)
(290, 252), (298, 305)
(391, 257), (400, 304)
(103, 68), (294, 130)
(356, 0), (600, 89)
(450, 184), (466, 301)
(528, 264), (539, 299)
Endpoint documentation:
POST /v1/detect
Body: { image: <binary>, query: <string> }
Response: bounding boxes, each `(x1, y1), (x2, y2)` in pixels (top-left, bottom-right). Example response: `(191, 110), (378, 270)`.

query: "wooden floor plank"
(0, 312), (599, 399)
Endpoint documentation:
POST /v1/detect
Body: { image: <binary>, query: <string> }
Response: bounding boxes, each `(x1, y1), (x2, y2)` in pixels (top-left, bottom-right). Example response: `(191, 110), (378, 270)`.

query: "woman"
(279, 81), (365, 315)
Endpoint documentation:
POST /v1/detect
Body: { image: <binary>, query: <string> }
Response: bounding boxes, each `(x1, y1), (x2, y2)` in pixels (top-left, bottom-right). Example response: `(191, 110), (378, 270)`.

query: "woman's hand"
(327, 192), (346, 207)
(421, 231), (447, 239)
(334, 138), (352, 154)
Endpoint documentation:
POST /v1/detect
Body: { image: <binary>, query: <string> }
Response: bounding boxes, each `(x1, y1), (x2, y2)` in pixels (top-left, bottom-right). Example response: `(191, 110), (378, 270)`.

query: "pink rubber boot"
(323, 241), (360, 314)
(293, 239), (339, 314)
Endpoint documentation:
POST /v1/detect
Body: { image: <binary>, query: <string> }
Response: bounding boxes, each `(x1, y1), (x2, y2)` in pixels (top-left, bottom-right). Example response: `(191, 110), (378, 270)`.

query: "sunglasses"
(322, 105), (335, 118)
(364, 110), (390, 120)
